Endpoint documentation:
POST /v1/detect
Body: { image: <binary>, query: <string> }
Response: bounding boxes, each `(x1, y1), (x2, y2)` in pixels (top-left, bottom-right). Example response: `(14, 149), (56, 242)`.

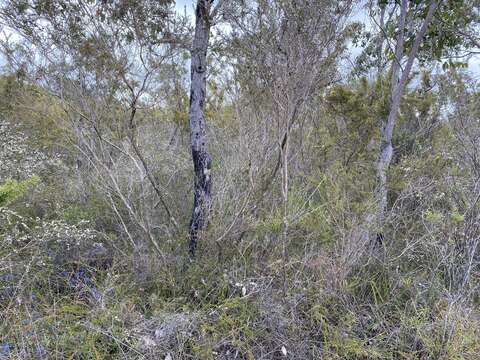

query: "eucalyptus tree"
(360, 0), (479, 240)
(375, 0), (441, 236)
(187, 0), (225, 255)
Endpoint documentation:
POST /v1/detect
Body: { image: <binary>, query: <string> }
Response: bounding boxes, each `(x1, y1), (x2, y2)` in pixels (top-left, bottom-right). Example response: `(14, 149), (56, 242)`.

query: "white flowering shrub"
(0, 210), (113, 357)
(0, 120), (50, 181)
(2, 217), (105, 269)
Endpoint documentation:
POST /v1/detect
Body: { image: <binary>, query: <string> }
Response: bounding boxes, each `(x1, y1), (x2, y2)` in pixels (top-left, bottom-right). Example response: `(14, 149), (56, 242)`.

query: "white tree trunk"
(376, 0), (439, 232)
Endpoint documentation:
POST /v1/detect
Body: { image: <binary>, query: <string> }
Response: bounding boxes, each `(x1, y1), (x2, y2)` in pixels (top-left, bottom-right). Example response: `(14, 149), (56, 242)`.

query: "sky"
(175, 0), (196, 14)
(0, 1), (478, 79)
(172, 0), (480, 79)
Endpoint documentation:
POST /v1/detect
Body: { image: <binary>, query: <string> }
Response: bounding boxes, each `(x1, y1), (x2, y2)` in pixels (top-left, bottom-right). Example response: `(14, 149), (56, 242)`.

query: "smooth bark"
(376, 0), (440, 228)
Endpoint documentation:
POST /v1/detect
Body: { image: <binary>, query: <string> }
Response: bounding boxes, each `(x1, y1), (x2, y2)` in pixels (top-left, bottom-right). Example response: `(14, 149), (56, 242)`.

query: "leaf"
(450, 212), (464, 223)
(0, 176), (40, 207)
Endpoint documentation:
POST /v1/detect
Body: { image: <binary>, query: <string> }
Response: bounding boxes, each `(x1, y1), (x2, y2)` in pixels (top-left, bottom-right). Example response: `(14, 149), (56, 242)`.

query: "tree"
(0, 0), (188, 253)
(375, 0), (441, 234)
(188, 0), (224, 256)
(350, 0), (480, 245)
(360, 0), (480, 239)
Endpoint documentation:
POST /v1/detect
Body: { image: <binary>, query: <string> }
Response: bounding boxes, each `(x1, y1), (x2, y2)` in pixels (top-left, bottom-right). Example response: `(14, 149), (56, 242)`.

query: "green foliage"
(425, 209), (443, 223)
(7, 0), (175, 46)
(192, 297), (261, 359)
(0, 2), (479, 359)
(0, 75), (72, 151)
(421, 0), (479, 62)
(306, 293), (385, 359)
(323, 78), (381, 170)
(356, 1), (479, 73)
(0, 176), (39, 207)
(450, 211), (464, 223)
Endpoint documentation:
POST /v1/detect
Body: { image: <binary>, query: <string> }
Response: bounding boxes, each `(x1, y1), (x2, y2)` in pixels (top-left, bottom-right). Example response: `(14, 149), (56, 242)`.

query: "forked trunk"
(375, 0), (439, 235)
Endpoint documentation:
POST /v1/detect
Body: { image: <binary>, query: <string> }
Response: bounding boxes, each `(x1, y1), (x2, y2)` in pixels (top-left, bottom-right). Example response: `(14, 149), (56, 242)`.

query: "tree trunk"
(188, 0), (212, 256)
(375, 0), (439, 231)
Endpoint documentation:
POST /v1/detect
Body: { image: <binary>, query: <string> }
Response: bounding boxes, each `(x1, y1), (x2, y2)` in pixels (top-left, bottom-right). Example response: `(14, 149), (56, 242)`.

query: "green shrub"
(0, 176), (39, 208)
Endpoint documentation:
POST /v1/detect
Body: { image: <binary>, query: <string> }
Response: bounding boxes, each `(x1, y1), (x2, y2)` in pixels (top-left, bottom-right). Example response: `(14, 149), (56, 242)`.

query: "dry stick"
(73, 128), (164, 257)
(370, 3), (404, 74)
(107, 193), (137, 249)
(127, 107), (180, 233)
(281, 117), (290, 294)
(117, 51), (180, 233)
(259, 31), (330, 199)
(260, 92), (305, 199)
(80, 322), (146, 359)
(64, 100), (170, 255)
(214, 187), (253, 245)
(210, 0), (225, 21)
